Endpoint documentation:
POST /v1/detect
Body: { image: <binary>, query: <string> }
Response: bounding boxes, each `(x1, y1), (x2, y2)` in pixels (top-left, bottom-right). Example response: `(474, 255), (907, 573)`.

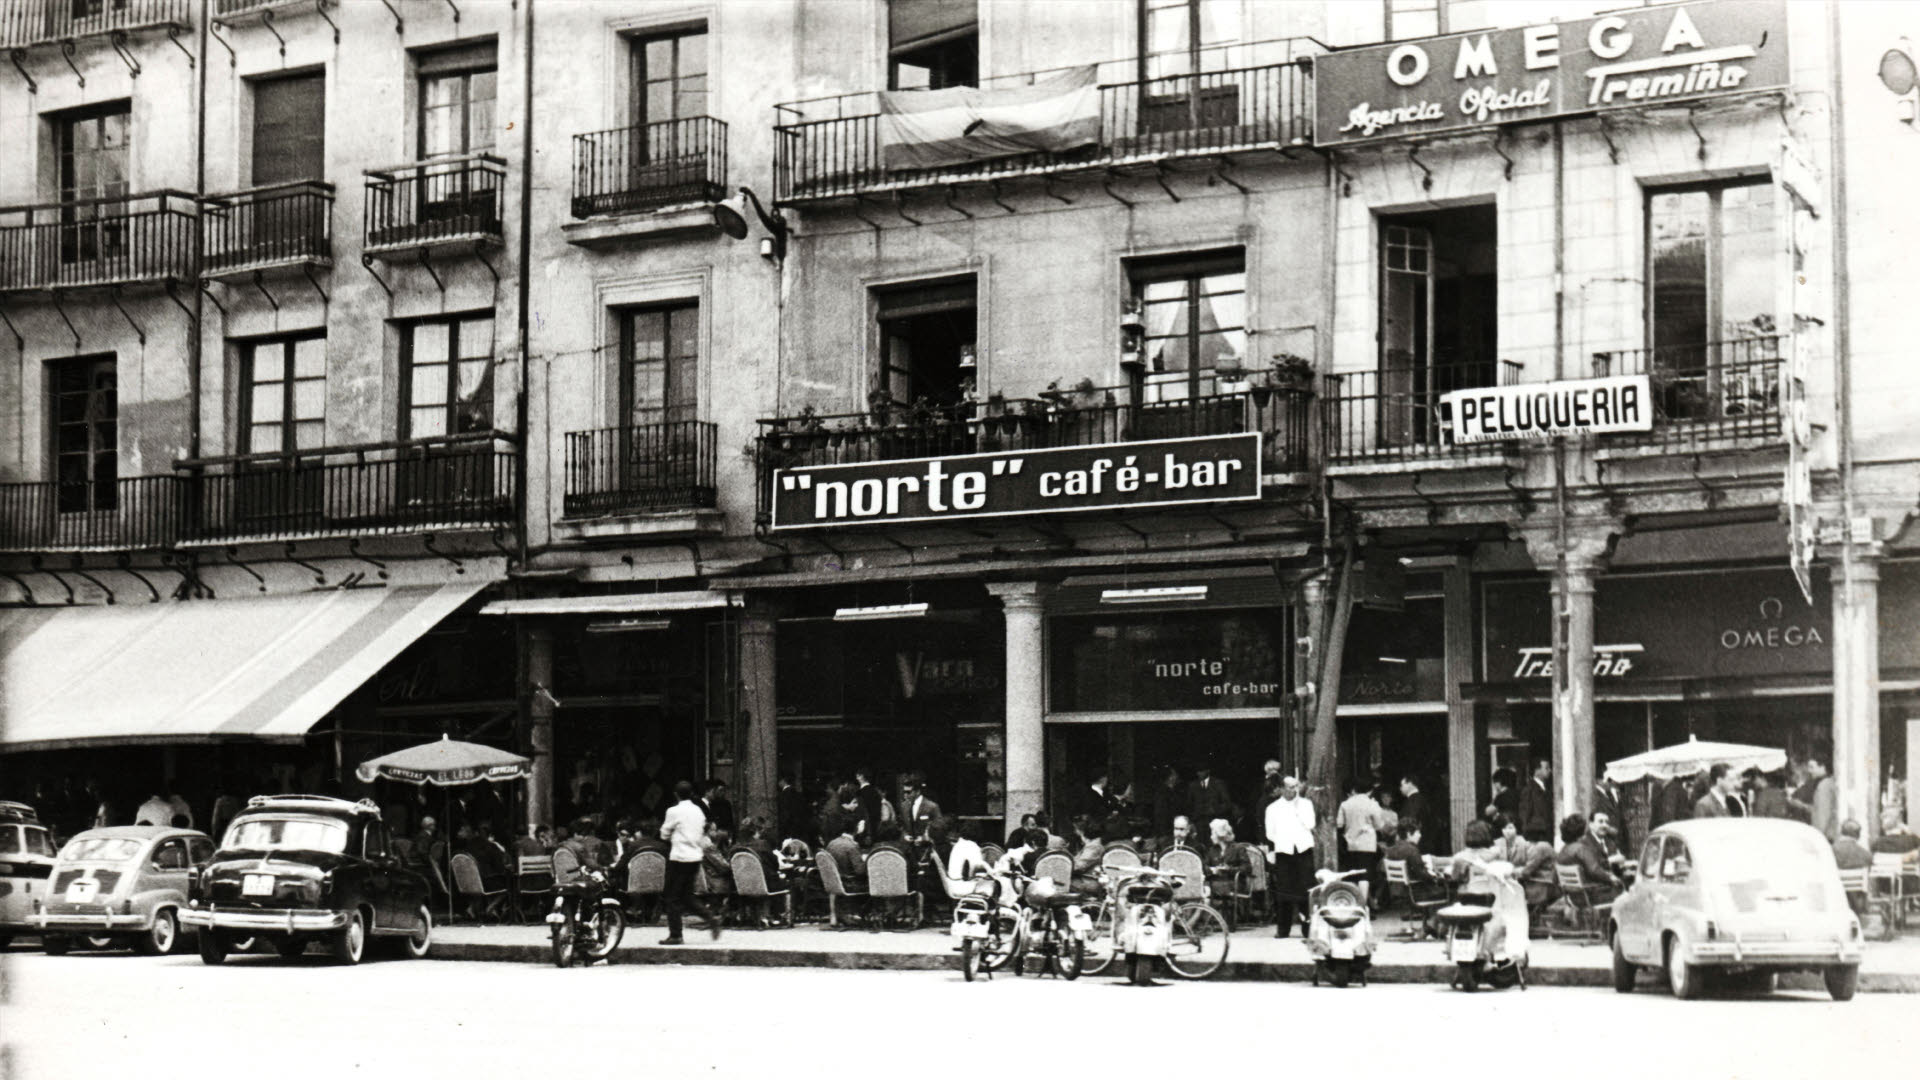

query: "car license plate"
(242, 874), (274, 897)
(65, 879), (96, 902)
(951, 921), (988, 939)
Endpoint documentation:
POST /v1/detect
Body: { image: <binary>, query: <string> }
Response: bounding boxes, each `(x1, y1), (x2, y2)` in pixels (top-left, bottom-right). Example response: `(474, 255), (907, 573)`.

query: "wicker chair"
(730, 850), (793, 928)
(814, 850), (868, 929)
(1102, 847), (1143, 872)
(1033, 851), (1073, 889)
(449, 852), (505, 923)
(979, 843), (1006, 869)
(1155, 848), (1206, 902)
(865, 848), (923, 930)
(626, 851), (667, 923)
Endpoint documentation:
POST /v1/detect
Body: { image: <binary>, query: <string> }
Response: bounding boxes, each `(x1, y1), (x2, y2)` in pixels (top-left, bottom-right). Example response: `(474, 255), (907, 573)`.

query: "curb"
(428, 941), (1920, 992)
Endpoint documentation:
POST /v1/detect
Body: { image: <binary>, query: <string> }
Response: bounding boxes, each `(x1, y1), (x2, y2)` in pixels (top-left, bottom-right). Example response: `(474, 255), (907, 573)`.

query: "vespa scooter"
(1109, 865), (1181, 985)
(1305, 868), (1375, 987)
(1434, 861), (1529, 991)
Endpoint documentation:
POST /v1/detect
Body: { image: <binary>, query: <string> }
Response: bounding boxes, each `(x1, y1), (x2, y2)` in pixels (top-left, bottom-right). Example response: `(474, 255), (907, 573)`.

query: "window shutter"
(252, 73), (326, 186)
(888, 0), (977, 53)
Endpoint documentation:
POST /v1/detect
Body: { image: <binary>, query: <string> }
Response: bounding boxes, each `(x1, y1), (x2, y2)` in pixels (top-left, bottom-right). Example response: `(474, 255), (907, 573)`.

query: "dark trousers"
(1272, 848), (1316, 936)
(1340, 850), (1381, 908)
(664, 859), (715, 939)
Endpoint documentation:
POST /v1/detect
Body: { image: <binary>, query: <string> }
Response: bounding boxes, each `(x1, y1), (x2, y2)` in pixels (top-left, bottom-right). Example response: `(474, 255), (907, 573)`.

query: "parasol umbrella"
(1603, 735), (1787, 784)
(357, 735), (531, 920)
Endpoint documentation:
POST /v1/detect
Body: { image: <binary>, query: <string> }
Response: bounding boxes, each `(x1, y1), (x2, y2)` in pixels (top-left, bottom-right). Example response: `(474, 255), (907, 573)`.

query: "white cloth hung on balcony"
(879, 65), (1098, 170)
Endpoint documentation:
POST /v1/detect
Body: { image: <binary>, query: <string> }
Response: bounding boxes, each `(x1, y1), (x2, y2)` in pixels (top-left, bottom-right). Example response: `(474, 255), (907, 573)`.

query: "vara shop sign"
(768, 434), (1260, 530)
(1444, 374), (1652, 444)
(1314, 0), (1789, 147)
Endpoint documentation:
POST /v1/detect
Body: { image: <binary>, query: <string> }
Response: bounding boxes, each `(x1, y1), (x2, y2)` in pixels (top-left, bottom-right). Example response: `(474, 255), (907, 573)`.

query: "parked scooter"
(1434, 860), (1528, 991)
(1109, 865), (1181, 985)
(1305, 868), (1375, 987)
(950, 873), (1019, 982)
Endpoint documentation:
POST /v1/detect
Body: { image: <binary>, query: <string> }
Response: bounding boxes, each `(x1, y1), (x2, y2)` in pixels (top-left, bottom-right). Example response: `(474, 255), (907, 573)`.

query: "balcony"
(179, 432), (517, 544)
(1324, 358), (1523, 467)
(0, 191), (198, 293)
(572, 118), (728, 218)
(0, 475), (182, 553)
(363, 154), (506, 256)
(1, 0), (189, 47)
(563, 421), (718, 520)
(1591, 336), (1785, 452)
(201, 180), (333, 278)
(754, 381), (1312, 521)
(773, 40), (1315, 204)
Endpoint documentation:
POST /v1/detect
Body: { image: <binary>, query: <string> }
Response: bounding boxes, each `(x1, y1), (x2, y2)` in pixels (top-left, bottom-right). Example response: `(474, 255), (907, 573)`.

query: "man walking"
(659, 781), (721, 944)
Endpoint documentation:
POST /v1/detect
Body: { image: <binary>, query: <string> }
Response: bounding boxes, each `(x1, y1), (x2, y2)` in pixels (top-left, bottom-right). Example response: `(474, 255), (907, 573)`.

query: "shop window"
(1645, 177), (1777, 420)
(620, 302), (699, 426)
(1129, 249), (1245, 402)
(1339, 595), (1444, 704)
(51, 100), (131, 264)
(876, 277), (976, 409)
(1377, 205), (1499, 446)
(1050, 608), (1283, 714)
(888, 0), (977, 90)
(48, 354), (117, 513)
(251, 70), (326, 186)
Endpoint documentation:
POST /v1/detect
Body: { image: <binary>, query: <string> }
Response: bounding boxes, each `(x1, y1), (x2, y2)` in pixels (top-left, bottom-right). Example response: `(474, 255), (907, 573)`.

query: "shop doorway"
(1336, 712), (1451, 842)
(1047, 718), (1280, 844)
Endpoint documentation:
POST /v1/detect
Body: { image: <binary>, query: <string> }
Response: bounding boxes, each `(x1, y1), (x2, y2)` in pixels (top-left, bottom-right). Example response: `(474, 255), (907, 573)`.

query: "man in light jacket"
(659, 781), (721, 945)
(1264, 776), (1316, 939)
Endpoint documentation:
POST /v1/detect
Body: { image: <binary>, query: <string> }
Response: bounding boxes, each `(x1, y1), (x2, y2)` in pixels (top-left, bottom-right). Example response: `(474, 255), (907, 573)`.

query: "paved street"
(4, 951), (1915, 1080)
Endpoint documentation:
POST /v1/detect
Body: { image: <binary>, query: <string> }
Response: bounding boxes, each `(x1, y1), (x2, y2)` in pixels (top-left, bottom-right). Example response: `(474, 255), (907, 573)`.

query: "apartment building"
(2, 0), (1916, 851)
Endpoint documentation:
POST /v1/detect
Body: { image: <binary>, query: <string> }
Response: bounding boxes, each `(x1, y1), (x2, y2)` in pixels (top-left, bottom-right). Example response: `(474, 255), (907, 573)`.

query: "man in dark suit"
(1692, 763), (1745, 818)
(1517, 758), (1554, 841)
(1084, 771), (1122, 823)
(776, 775), (813, 845)
(897, 773), (941, 842)
(854, 766), (886, 846)
(1554, 814), (1623, 905)
(1188, 765), (1234, 827)
(1654, 771), (1697, 829)
(1397, 776), (1433, 841)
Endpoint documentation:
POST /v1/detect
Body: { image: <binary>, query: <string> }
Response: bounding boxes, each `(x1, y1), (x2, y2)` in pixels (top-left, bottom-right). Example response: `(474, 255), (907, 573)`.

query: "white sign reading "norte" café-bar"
(1443, 374), (1652, 444)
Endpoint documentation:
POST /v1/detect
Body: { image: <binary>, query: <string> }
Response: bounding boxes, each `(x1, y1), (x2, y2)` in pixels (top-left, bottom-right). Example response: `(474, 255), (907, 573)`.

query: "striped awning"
(0, 581), (485, 752)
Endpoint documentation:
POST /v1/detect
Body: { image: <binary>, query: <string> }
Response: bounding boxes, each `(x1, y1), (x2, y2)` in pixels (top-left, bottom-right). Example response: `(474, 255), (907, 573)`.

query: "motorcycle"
(1305, 868), (1375, 988)
(1109, 865), (1180, 986)
(1434, 860), (1528, 992)
(1010, 871), (1094, 979)
(545, 864), (626, 968)
(951, 873), (1020, 982)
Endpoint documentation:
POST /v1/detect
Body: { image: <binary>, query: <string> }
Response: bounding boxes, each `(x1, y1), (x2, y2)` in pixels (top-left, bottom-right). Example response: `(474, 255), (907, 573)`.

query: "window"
(251, 71), (326, 185)
(888, 0), (977, 90)
(187, 838), (214, 866)
(363, 822), (389, 861)
(150, 839), (188, 871)
(1129, 250), (1245, 400)
(417, 42), (497, 158)
(1646, 178), (1776, 422)
(403, 314), (495, 439)
(242, 334), (326, 455)
(876, 278), (976, 408)
(620, 303), (698, 426)
(1377, 206), (1499, 445)
(53, 101), (131, 263)
(631, 26), (708, 125)
(1385, 0), (1442, 40)
(48, 354), (117, 513)
(1141, 0), (1240, 78)
(1659, 839), (1692, 884)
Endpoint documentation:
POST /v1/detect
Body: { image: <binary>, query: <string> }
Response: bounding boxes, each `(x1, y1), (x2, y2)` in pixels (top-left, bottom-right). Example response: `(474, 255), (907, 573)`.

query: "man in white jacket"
(659, 781), (721, 945)
(1265, 776), (1316, 938)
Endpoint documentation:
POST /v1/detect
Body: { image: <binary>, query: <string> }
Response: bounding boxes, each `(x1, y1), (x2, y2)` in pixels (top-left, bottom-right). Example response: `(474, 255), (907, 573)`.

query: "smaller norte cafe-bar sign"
(770, 433), (1260, 530)
(1315, 0), (1789, 147)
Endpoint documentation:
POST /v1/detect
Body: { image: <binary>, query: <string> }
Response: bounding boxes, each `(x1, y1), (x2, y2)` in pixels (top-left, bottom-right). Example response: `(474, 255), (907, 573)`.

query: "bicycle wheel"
(585, 904), (625, 962)
(1081, 901), (1116, 976)
(1165, 902), (1229, 980)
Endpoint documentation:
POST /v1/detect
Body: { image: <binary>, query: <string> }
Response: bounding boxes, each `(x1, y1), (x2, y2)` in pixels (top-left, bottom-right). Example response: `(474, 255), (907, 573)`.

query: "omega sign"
(1313, 0), (1790, 147)
(768, 434), (1260, 530)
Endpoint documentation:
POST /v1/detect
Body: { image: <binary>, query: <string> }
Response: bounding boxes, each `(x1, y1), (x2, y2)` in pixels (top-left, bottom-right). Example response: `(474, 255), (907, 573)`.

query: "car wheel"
(136, 909), (179, 956)
(1824, 964), (1859, 1002)
(1665, 935), (1701, 1000)
(273, 937), (306, 958)
(401, 904), (432, 960)
(228, 935), (257, 954)
(1611, 929), (1636, 993)
(0, 933), (12, 950)
(43, 935), (70, 956)
(197, 929), (226, 965)
(329, 908), (367, 966)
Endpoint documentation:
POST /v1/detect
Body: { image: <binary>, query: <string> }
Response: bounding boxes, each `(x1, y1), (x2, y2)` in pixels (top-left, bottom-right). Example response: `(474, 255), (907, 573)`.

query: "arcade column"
(1830, 549), (1881, 835)
(738, 595), (782, 831)
(988, 581), (1052, 839)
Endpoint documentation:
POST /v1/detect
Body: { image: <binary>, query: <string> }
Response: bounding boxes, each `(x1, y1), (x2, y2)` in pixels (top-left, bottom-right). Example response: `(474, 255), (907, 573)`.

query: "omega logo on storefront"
(1719, 597), (1824, 651)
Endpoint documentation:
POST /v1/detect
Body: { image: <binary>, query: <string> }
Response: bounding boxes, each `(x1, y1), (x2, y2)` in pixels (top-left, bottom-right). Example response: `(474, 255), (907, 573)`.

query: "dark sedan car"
(181, 795), (432, 965)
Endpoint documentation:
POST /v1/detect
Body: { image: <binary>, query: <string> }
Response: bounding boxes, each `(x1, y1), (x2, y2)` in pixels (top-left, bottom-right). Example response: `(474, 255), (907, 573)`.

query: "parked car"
(1609, 818), (1864, 1001)
(182, 795), (432, 965)
(34, 826), (215, 955)
(0, 802), (57, 949)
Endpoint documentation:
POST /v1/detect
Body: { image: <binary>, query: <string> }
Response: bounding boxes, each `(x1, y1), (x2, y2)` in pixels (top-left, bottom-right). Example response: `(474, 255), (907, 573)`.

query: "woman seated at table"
(1206, 818), (1251, 904)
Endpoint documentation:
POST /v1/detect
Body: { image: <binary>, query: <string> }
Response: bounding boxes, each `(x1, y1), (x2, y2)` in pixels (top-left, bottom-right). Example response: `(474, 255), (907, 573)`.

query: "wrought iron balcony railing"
(179, 432), (517, 543)
(0, 475), (182, 552)
(572, 117), (728, 218)
(754, 380), (1312, 521)
(1591, 336), (1785, 449)
(0, 0), (189, 47)
(774, 39), (1316, 203)
(1324, 357), (1523, 465)
(0, 190), (199, 292)
(563, 421), (718, 517)
(201, 180), (333, 277)
(363, 153), (507, 254)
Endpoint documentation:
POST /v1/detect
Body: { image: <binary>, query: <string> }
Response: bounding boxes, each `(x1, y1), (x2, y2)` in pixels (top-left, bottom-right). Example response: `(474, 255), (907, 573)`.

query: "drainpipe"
(189, 0), (210, 459)
(1550, 119), (1575, 821)
(513, 0), (536, 569)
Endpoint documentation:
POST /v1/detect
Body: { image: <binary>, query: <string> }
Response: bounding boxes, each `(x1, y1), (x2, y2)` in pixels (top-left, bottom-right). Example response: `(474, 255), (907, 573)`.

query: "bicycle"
(1081, 865), (1231, 982)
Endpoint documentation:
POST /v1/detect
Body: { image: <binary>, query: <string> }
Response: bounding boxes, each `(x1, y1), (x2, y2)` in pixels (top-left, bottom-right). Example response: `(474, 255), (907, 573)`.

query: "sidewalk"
(432, 913), (1920, 992)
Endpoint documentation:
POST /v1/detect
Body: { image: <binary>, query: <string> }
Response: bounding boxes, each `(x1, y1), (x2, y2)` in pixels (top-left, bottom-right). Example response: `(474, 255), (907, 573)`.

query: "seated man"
(1069, 815), (1107, 896)
(1152, 815), (1203, 857)
(1871, 808), (1920, 859)
(1832, 819), (1873, 871)
(1383, 822), (1445, 927)
(1516, 834), (1560, 911)
(824, 815), (867, 892)
(1553, 813), (1622, 907)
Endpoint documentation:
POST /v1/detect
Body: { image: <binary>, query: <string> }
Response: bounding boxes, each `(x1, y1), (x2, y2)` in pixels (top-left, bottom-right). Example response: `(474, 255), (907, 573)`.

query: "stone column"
(527, 624), (555, 829)
(1443, 560), (1476, 852)
(1296, 573), (1327, 780)
(1831, 550), (1881, 835)
(1519, 517), (1620, 823)
(988, 581), (1051, 839)
(738, 596), (781, 831)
